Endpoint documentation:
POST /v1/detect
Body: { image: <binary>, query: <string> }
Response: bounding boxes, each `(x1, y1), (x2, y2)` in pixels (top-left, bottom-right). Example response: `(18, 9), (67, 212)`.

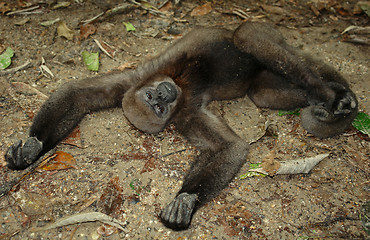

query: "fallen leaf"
(352, 112), (370, 136)
(123, 22), (135, 32)
(61, 126), (82, 147)
(80, 24), (96, 40)
(57, 21), (74, 40)
(0, 47), (14, 70)
(82, 51), (99, 71)
(190, 3), (212, 16)
(39, 151), (76, 171)
(98, 177), (125, 218)
(10, 82), (47, 99)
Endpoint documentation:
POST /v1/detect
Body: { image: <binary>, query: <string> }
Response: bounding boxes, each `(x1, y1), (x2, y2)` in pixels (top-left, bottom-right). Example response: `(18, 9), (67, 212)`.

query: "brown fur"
(5, 22), (358, 230)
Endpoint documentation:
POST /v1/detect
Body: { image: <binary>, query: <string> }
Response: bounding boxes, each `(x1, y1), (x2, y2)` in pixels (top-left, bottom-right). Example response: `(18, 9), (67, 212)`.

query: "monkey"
(4, 22), (358, 230)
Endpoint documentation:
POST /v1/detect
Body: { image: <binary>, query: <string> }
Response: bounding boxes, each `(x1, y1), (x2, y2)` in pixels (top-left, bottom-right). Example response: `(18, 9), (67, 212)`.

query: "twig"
(6, 6), (42, 15)
(0, 61), (32, 76)
(161, 149), (187, 158)
(128, 0), (168, 17)
(80, 3), (134, 25)
(232, 8), (250, 19)
(94, 39), (114, 59)
(33, 212), (128, 232)
(80, 12), (104, 25)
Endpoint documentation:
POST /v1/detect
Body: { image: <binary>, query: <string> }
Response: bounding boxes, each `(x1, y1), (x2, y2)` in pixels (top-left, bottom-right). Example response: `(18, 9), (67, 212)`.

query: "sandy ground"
(0, 1), (369, 239)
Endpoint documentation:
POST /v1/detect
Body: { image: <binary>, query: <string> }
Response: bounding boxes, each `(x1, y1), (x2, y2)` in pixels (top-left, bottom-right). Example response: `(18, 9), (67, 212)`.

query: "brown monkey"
(5, 22), (357, 230)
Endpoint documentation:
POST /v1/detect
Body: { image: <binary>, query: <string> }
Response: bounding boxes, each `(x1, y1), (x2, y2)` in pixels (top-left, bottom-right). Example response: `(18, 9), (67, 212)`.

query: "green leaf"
(0, 47), (14, 70)
(249, 162), (262, 169)
(352, 112), (370, 136)
(278, 108), (300, 116)
(123, 22), (136, 32)
(239, 163), (266, 179)
(240, 171), (266, 179)
(82, 51), (99, 71)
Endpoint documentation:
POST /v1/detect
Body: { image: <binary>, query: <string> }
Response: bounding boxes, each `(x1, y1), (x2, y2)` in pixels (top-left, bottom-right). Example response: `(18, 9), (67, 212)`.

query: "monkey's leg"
(161, 110), (249, 230)
(248, 71), (358, 138)
(235, 23), (358, 138)
(247, 71), (308, 109)
(233, 22), (335, 105)
(5, 72), (134, 170)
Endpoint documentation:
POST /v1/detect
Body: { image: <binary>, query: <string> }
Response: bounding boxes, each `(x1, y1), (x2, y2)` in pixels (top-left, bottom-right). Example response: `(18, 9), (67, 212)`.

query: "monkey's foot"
(311, 82), (357, 122)
(333, 91), (357, 115)
(160, 192), (198, 230)
(327, 82), (357, 115)
(5, 137), (43, 170)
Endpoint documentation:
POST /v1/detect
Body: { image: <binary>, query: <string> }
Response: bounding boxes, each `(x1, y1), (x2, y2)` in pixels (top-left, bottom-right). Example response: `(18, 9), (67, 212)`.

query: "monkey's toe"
(334, 92), (357, 115)
(161, 192), (197, 230)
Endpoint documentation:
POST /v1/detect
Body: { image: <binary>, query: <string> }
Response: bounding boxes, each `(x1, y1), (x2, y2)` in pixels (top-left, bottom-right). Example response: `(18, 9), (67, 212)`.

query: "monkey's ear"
(122, 87), (168, 133)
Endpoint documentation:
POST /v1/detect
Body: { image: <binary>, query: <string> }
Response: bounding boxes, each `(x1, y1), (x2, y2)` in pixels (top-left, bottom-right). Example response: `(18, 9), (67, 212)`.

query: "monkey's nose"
(157, 82), (177, 103)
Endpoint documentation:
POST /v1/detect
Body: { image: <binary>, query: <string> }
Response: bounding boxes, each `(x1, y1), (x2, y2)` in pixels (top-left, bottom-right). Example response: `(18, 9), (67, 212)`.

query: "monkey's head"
(122, 75), (182, 133)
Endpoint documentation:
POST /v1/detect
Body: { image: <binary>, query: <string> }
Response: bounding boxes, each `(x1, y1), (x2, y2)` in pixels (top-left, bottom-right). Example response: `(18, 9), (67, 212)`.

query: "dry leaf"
(57, 21), (74, 40)
(61, 126), (82, 147)
(190, 3), (212, 16)
(79, 24), (96, 41)
(98, 177), (125, 218)
(40, 151), (76, 171)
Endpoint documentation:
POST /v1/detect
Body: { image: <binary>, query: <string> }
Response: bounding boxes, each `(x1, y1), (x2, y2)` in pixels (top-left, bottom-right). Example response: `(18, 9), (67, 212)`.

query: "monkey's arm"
(161, 108), (249, 230)
(5, 71), (135, 170)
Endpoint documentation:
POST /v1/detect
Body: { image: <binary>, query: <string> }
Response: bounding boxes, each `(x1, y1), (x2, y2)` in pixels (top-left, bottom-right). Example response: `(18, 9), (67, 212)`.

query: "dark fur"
(5, 23), (357, 230)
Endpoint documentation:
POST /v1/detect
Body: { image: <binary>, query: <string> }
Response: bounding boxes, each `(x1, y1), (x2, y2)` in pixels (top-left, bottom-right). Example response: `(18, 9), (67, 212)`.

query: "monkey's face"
(122, 76), (182, 133)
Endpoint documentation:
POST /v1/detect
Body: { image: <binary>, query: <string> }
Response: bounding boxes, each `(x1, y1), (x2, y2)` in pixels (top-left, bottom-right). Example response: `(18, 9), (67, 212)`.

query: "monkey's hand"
(160, 192), (198, 230)
(5, 137), (43, 170)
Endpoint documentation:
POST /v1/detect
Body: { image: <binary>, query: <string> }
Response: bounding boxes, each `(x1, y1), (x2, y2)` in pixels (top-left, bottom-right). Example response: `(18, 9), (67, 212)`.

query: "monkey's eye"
(146, 91), (153, 100)
(154, 104), (165, 114)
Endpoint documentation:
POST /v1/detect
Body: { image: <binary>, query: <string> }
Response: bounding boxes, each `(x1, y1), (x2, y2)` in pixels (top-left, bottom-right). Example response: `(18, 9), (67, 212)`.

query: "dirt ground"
(0, 0), (369, 239)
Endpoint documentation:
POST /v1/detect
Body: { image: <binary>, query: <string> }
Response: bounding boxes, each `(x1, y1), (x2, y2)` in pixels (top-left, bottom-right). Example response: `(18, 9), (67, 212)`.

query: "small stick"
(6, 6), (40, 15)
(0, 61), (32, 76)
(94, 39), (114, 59)
(33, 212), (128, 232)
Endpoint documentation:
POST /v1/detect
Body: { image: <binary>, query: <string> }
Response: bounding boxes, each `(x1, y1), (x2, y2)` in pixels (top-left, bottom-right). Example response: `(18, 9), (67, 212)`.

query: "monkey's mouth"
(145, 101), (168, 117)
